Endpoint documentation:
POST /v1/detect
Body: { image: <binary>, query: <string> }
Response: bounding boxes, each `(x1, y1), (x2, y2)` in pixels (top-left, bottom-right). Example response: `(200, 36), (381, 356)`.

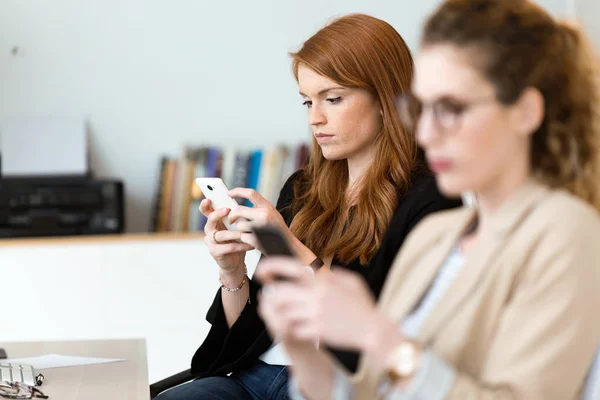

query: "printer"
(0, 117), (125, 238)
(0, 177), (124, 238)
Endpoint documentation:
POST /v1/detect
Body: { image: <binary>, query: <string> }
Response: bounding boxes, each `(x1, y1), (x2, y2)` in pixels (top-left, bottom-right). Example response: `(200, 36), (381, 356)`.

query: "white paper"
(3, 354), (125, 370)
(0, 116), (88, 176)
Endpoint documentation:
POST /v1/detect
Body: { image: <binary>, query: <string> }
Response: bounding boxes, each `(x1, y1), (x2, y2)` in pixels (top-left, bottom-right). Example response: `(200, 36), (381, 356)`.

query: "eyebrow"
(299, 86), (346, 97)
(413, 91), (467, 103)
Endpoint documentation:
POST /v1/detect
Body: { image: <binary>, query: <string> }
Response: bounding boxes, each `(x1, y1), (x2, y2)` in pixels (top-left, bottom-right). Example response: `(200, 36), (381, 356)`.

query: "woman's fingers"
(239, 232), (259, 248)
(228, 188), (267, 207)
(234, 220), (254, 233)
(212, 229), (243, 244)
(204, 207), (230, 232)
(199, 199), (215, 217)
(255, 257), (311, 285)
(211, 242), (255, 257)
(259, 286), (319, 341)
(228, 206), (257, 225)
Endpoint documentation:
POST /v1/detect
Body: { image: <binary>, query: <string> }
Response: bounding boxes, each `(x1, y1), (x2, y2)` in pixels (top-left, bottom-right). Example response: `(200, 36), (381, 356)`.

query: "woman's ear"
(514, 87), (545, 137)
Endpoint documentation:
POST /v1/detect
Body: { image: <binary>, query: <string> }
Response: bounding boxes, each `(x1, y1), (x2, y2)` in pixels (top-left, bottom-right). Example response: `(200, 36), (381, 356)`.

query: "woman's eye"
(302, 100), (312, 108)
(326, 97), (342, 104)
(436, 101), (465, 116)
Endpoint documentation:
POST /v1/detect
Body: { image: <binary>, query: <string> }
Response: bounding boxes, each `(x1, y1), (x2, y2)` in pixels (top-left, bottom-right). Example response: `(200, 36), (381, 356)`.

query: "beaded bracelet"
(220, 267), (248, 292)
(220, 275), (247, 292)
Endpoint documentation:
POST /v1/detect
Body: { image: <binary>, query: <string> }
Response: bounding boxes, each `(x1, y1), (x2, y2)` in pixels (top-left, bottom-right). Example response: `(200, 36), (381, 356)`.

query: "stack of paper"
(3, 354), (125, 370)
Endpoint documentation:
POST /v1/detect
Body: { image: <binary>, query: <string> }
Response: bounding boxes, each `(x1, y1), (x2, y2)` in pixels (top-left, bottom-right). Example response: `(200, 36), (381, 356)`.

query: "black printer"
(0, 177), (124, 238)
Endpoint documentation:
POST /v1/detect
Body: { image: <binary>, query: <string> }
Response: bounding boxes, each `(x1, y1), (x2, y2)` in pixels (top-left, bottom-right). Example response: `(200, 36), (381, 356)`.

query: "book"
(280, 145), (296, 188)
(187, 147), (208, 232)
(220, 147), (237, 188)
(171, 157), (195, 232)
(158, 159), (176, 232)
(150, 156), (169, 232)
(231, 150), (251, 205)
(197, 147), (223, 231)
(246, 150), (263, 206)
(258, 145), (287, 205)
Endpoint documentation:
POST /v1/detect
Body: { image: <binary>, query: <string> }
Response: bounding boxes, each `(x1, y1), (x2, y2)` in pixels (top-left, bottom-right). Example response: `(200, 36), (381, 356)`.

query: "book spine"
(231, 150), (250, 204)
(197, 147), (222, 231)
(188, 147), (208, 232)
(158, 159), (176, 232)
(149, 156), (169, 232)
(246, 150), (263, 207)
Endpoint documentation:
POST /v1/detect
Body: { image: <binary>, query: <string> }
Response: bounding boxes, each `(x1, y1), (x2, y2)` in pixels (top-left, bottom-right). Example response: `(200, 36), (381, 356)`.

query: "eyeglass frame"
(396, 92), (499, 135)
(0, 381), (48, 399)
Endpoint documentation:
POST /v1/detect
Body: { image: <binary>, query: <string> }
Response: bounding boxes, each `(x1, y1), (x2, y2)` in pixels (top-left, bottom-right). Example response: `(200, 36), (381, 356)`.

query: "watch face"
(388, 341), (418, 380)
(397, 358), (416, 376)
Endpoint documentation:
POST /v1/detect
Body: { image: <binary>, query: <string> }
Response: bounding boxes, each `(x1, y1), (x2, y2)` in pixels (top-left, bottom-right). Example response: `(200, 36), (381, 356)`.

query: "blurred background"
(1, 0), (595, 236)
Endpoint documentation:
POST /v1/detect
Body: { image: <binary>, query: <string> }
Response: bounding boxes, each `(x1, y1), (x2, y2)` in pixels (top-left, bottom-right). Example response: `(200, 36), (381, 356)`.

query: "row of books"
(150, 143), (309, 232)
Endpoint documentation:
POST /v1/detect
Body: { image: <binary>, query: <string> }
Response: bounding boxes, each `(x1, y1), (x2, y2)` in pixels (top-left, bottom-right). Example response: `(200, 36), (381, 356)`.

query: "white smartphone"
(195, 177), (241, 230)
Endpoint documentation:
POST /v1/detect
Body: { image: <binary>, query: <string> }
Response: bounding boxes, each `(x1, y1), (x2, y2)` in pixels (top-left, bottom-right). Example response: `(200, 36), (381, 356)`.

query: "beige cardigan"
(352, 180), (600, 399)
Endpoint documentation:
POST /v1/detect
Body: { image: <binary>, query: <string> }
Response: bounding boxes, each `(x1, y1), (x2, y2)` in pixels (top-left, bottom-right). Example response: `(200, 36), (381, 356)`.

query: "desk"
(1, 339), (149, 400)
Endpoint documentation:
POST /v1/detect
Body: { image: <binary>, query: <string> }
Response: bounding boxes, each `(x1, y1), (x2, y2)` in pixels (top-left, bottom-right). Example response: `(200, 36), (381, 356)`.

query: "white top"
(402, 246), (465, 339)
(259, 343), (291, 365)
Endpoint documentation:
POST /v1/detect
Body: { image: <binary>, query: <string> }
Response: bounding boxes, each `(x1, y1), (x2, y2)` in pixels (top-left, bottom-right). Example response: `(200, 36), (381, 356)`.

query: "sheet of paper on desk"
(3, 354), (125, 370)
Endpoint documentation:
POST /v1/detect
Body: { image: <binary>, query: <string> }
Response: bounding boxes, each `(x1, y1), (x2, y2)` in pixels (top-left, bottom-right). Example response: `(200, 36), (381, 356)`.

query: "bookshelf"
(152, 143), (309, 235)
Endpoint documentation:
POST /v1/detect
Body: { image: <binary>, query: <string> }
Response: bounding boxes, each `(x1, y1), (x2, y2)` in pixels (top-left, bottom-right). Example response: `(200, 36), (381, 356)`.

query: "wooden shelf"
(0, 232), (205, 247)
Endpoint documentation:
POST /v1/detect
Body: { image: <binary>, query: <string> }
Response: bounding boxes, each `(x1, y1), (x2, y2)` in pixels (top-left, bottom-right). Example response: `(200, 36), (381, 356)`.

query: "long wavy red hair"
(288, 14), (418, 265)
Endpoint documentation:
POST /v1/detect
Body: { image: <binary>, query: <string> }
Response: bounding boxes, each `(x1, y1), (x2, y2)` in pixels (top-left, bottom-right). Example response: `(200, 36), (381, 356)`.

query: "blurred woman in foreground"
(258, 1), (600, 399)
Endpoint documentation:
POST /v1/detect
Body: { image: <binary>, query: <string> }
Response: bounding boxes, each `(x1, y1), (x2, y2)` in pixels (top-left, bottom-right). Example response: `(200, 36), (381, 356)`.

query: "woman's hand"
(258, 259), (340, 400)
(228, 188), (318, 265)
(227, 188), (291, 249)
(257, 257), (317, 344)
(311, 268), (383, 351)
(257, 257), (386, 351)
(200, 198), (254, 273)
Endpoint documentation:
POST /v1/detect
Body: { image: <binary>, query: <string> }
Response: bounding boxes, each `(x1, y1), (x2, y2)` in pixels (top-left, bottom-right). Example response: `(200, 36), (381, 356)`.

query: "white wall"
(573, 0), (600, 49)
(0, 0), (569, 232)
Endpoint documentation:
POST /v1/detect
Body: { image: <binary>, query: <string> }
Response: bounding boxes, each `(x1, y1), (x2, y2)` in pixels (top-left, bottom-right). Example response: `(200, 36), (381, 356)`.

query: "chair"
(149, 369), (193, 399)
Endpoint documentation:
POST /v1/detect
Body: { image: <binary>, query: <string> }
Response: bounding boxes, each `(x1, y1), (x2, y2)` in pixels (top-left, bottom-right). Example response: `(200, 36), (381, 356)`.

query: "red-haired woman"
(155, 13), (460, 400)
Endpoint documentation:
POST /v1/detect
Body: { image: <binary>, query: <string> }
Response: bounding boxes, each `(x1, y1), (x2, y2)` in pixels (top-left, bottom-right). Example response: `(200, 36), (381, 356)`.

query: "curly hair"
(423, 0), (600, 210)
(288, 14), (417, 265)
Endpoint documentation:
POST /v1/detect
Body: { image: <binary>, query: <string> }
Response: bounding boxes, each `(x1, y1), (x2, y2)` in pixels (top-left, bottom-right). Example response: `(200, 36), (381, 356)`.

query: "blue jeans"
(155, 361), (290, 400)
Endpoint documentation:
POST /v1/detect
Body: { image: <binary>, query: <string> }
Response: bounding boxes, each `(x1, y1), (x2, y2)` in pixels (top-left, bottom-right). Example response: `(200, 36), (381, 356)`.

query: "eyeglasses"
(0, 382), (48, 399)
(397, 92), (497, 135)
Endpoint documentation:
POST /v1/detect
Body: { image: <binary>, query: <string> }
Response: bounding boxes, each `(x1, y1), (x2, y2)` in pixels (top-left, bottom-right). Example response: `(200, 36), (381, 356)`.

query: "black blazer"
(191, 169), (461, 376)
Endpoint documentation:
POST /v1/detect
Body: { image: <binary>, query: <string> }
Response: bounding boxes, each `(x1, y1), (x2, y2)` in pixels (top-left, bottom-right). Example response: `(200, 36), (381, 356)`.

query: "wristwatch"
(385, 340), (421, 384)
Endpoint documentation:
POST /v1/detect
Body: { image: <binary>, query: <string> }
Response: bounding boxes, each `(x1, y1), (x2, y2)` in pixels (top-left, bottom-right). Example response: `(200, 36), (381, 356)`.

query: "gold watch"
(385, 340), (421, 384)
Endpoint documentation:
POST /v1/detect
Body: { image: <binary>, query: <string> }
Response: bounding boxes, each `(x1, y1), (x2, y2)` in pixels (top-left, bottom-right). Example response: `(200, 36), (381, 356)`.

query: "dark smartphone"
(252, 225), (295, 257)
(252, 225), (296, 282)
